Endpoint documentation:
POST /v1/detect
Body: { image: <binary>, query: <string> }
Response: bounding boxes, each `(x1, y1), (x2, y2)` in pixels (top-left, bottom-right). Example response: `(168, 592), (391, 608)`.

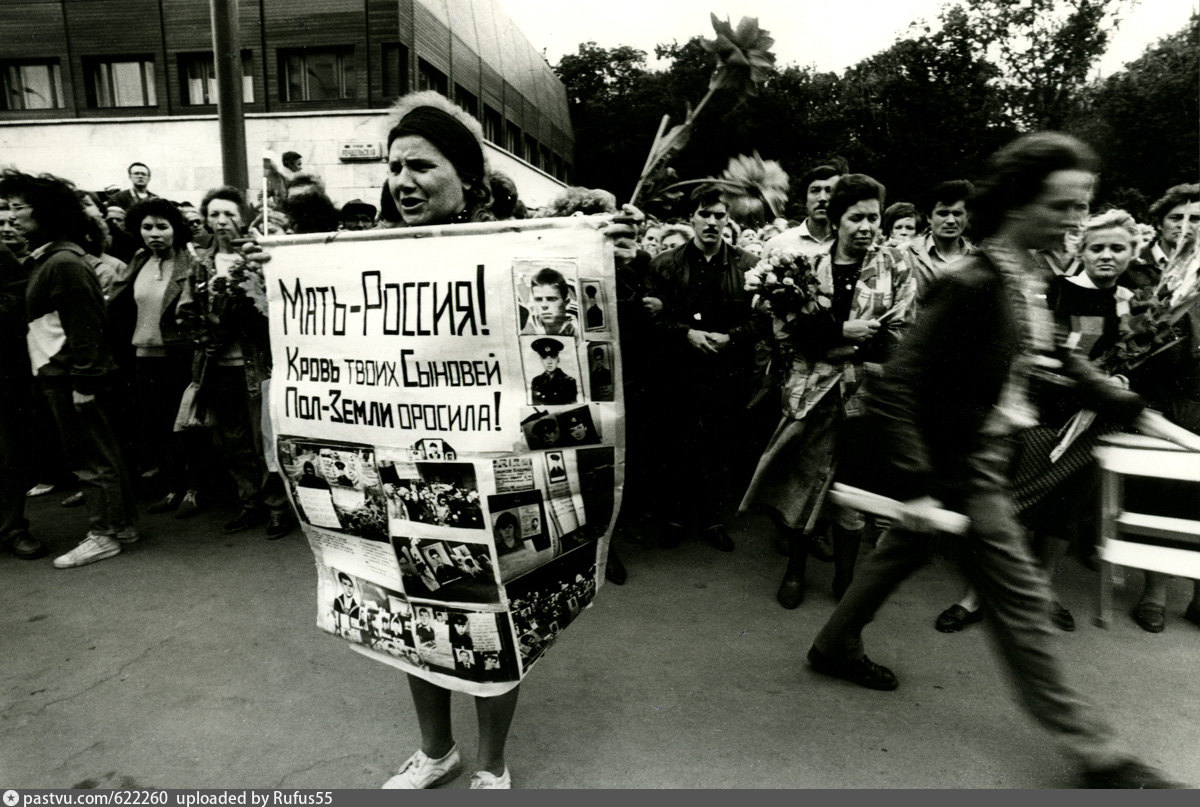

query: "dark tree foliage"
(554, 4), (1193, 220)
(1071, 13), (1200, 214)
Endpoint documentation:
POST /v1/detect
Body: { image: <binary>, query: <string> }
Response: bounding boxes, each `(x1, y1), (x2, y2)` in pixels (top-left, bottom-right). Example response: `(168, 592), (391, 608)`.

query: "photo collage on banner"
(267, 220), (624, 696)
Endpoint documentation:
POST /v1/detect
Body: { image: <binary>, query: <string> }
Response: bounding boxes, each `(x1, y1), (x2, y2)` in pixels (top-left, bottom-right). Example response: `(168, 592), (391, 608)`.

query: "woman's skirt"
(738, 394), (840, 531)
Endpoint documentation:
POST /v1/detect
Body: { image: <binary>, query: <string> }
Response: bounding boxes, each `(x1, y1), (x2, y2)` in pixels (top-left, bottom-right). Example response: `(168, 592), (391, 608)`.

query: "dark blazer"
(860, 252), (1145, 504)
(107, 188), (158, 212)
(108, 248), (196, 352)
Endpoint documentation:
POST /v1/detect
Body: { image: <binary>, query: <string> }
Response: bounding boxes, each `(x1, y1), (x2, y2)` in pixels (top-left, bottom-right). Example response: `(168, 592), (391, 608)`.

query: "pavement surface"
(4, 491), (1199, 789)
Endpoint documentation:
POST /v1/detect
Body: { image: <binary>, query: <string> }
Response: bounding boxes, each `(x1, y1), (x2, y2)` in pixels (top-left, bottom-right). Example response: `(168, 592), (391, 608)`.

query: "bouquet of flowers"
(745, 248), (847, 419)
(745, 248), (831, 344)
(1097, 237), (1200, 376)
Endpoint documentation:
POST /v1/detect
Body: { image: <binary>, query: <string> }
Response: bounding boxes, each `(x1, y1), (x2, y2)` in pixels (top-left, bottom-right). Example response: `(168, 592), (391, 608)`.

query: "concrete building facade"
(0, 0), (572, 207)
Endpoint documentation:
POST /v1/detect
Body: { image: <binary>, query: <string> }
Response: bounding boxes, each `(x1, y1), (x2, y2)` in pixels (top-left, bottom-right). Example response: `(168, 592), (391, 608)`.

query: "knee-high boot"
(832, 525), (862, 602)
(777, 529), (809, 609)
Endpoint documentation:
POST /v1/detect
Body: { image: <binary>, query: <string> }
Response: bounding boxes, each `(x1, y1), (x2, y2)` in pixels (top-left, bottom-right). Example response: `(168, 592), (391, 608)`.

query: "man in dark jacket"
(0, 170), (138, 568)
(805, 133), (1198, 788)
(645, 184), (761, 552)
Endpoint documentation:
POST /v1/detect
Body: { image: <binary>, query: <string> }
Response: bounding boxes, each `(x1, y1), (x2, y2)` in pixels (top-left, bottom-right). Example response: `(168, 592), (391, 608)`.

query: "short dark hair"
(126, 197), (192, 250)
(530, 267), (569, 299)
(200, 185), (249, 229)
(689, 183), (725, 212)
(337, 571), (352, 585)
(882, 202), (922, 237)
(969, 132), (1099, 241)
(282, 151), (302, 166)
(1148, 183), (1200, 228)
(128, 162), (150, 175)
(826, 173), (886, 230)
(800, 164), (843, 196)
(0, 170), (92, 248)
(924, 180), (974, 216)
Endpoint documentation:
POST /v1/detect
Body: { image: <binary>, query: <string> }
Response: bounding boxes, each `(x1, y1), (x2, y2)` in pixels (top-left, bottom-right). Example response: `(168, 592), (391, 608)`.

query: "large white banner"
(265, 218), (623, 695)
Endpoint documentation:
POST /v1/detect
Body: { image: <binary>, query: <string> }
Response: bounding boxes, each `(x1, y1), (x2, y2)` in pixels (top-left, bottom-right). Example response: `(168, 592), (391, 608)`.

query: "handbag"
(173, 354), (214, 432)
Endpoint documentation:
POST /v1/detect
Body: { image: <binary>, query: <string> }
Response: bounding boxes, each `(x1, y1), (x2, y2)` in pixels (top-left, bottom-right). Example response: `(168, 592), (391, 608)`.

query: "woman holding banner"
(365, 91), (522, 790)
(246, 90), (634, 790)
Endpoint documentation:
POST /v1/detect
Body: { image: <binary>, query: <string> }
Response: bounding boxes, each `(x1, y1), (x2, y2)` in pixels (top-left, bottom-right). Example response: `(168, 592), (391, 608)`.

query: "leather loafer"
(777, 573), (805, 609)
(223, 508), (265, 534)
(265, 509), (296, 540)
(703, 525), (734, 553)
(146, 492), (181, 514)
(3, 531), (47, 560)
(807, 644), (898, 691)
(1131, 601), (1166, 633)
(935, 603), (983, 633)
(1049, 601), (1075, 632)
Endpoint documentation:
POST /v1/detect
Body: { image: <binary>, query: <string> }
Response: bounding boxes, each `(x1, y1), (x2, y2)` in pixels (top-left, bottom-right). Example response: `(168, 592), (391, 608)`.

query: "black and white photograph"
(521, 405), (602, 450)
(328, 568), (362, 638)
(514, 259), (581, 337)
(580, 278), (606, 331)
(488, 490), (555, 581)
(507, 544), (599, 667)
(587, 341), (615, 401)
(278, 438), (389, 542)
(393, 535), (500, 604)
(521, 335), (581, 407)
(378, 460), (485, 530)
(6, 0), (1200, 792)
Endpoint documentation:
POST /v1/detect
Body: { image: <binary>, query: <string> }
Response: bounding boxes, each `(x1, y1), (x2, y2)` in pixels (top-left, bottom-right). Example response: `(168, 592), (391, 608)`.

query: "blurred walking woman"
(112, 198), (206, 518)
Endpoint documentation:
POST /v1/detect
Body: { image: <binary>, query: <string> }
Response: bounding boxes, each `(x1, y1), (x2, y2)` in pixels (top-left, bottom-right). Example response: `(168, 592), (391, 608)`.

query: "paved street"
(4, 492), (1199, 789)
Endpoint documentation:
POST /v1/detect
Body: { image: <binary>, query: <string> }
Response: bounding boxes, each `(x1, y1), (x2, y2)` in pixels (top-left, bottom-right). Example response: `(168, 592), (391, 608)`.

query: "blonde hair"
(1081, 208), (1139, 248)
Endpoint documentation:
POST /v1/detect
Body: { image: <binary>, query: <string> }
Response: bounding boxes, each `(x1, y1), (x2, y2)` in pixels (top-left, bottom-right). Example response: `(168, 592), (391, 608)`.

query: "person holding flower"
(741, 174), (915, 609)
(176, 186), (294, 539)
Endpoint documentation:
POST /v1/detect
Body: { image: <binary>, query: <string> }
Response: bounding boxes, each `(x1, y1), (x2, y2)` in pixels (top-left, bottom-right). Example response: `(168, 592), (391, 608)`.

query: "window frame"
(0, 59), (65, 111)
(278, 47), (356, 103)
(178, 51), (255, 106)
(84, 55), (157, 109)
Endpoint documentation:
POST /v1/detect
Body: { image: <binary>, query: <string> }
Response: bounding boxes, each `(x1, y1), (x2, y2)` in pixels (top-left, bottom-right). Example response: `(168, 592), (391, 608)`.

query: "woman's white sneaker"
(53, 532), (121, 568)
(382, 746), (461, 789)
(469, 767), (511, 789)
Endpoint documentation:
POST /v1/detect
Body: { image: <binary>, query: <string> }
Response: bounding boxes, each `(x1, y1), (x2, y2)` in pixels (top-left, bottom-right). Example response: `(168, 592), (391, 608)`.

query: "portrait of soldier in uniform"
(529, 337), (578, 405)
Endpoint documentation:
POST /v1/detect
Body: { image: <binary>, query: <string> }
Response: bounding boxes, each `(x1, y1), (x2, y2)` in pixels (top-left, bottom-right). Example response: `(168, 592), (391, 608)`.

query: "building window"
(454, 84), (478, 118)
(553, 155), (566, 181)
(417, 59), (447, 95)
(382, 43), (409, 97)
(179, 52), (254, 105)
(505, 122), (521, 155)
(482, 105), (501, 143)
(85, 56), (156, 108)
(1, 60), (65, 110)
(540, 145), (552, 173)
(523, 134), (537, 164)
(280, 48), (355, 102)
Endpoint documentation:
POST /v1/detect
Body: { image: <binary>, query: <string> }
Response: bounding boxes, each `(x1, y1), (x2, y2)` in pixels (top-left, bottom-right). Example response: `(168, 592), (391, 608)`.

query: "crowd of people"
(2, 86), (1199, 790)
